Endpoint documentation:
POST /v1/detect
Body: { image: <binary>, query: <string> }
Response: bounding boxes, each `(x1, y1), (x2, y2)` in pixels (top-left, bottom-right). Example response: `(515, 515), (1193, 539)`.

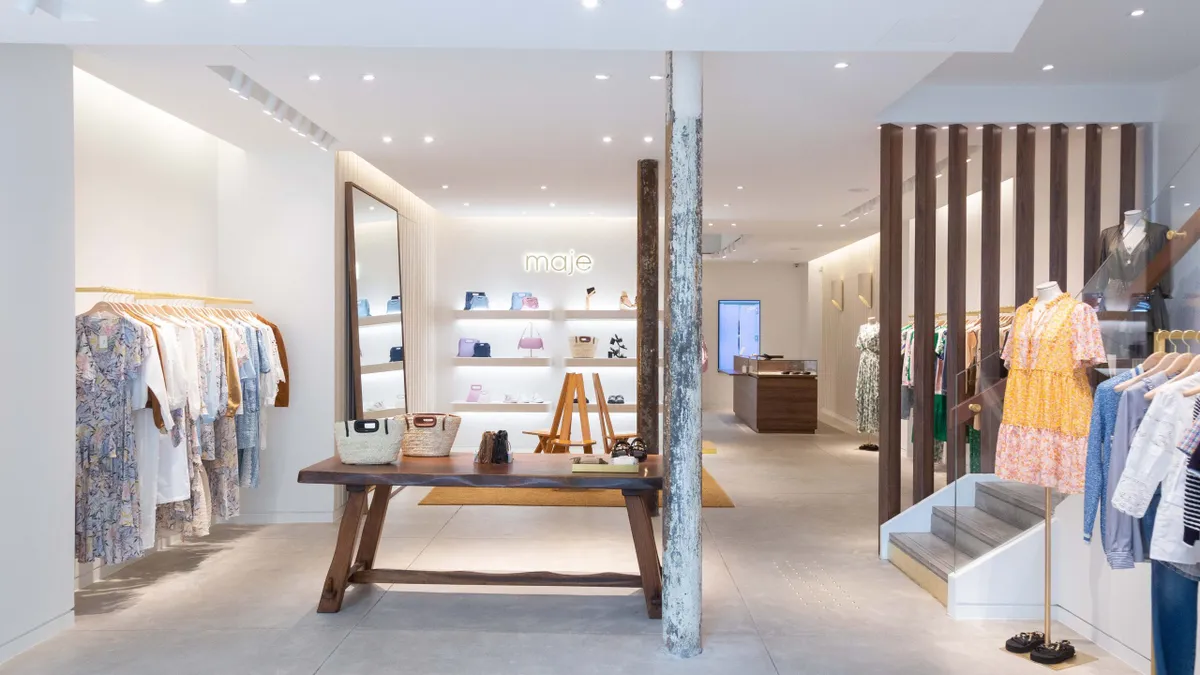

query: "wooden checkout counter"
(730, 356), (819, 434)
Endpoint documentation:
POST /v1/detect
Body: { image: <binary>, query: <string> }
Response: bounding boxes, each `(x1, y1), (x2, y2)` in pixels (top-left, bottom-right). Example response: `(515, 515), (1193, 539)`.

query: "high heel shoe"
(620, 291), (637, 310)
(586, 287), (596, 310)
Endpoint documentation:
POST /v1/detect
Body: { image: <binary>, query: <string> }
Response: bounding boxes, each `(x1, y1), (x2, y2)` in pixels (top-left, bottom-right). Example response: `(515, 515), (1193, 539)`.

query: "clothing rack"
(75, 286), (253, 305)
(1152, 329), (1200, 354)
(907, 305), (1016, 320)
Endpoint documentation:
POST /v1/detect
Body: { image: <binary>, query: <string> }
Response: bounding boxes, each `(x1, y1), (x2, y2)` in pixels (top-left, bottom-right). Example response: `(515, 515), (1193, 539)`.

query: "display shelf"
(563, 358), (637, 367)
(562, 309), (637, 320)
(453, 309), (553, 320)
(451, 402), (551, 412)
(361, 362), (405, 375)
(452, 357), (553, 366)
(362, 407), (406, 418)
(359, 314), (404, 326)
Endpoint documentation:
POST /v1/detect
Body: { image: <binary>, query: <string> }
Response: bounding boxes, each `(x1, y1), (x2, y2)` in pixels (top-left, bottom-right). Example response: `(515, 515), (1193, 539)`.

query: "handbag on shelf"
(386, 295), (402, 314)
(357, 299), (371, 317)
(521, 296), (540, 310)
(473, 342), (492, 358)
(401, 413), (462, 457)
(464, 292), (489, 310)
(570, 335), (598, 358)
(517, 323), (545, 352)
(510, 292), (532, 310)
(493, 430), (512, 464)
(458, 338), (479, 358)
(334, 418), (403, 465)
(475, 431), (495, 464)
(389, 346), (404, 363)
(466, 384), (483, 403)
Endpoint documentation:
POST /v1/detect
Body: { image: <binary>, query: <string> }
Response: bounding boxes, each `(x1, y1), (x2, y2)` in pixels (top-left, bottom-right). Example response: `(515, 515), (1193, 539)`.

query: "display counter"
(731, 356), (818, 434)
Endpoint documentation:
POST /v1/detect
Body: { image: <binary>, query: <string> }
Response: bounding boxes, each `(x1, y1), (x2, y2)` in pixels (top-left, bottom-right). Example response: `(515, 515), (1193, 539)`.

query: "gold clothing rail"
(907, 306), (1016, 320)
(1154, 329), (1200, 354)
(75, 286), (253, 305)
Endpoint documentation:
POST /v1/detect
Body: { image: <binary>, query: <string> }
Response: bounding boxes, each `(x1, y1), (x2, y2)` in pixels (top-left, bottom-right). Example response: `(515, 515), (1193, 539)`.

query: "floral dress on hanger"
(855, 322), (881, 434)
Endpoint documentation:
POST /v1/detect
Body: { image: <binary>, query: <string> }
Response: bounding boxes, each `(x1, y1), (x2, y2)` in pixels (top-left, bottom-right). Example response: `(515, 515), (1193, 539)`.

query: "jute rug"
(419, 467), (734, 508)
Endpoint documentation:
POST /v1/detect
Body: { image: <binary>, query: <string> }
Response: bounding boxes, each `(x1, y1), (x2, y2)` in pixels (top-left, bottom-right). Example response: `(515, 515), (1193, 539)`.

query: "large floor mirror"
(345, 183), (409, 419)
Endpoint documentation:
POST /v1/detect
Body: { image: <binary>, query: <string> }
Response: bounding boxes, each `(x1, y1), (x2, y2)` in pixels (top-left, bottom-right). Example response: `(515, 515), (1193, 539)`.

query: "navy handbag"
(473, 342), (492, 358)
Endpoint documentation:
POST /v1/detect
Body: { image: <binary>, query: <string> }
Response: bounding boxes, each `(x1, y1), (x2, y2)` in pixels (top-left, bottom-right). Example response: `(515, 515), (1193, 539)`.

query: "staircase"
(887, 480), (1064, 606)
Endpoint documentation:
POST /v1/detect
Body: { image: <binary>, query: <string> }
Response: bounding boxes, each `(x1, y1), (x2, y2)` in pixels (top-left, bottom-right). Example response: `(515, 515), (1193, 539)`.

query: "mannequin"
(1121, 209), (1147, 251)
(1095, 211), (1171, 357)
(1031, 281), (1063, 321)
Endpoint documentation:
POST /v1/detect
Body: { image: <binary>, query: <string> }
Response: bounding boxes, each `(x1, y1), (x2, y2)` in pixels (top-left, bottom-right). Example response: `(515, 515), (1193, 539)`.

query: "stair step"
(932, 506), (1023, 558)
(975, 481), (1065, 530)
(889, 532), (974, 581)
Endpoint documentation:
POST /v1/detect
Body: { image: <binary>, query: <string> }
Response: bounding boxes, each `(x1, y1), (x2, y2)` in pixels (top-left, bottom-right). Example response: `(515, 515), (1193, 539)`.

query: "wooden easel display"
(524, 373), (597, 454)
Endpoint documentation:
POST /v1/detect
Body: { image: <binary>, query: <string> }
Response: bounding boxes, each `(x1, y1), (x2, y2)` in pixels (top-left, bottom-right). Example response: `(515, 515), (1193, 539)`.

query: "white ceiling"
(14, 0), (1200, 263)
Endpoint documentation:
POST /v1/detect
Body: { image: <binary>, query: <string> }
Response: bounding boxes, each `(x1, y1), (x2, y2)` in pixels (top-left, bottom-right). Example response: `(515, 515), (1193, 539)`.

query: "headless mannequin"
(1121, 209), (1147, 252)
(1032, 281), (1063, 322)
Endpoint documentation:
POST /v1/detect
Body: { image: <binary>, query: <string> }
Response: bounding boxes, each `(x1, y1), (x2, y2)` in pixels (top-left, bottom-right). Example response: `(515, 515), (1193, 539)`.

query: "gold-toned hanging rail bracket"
(1168, 230), (1188, 241)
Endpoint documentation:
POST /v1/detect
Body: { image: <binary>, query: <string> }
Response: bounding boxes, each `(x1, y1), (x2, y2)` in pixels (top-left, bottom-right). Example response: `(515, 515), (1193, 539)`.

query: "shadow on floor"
(75, 524), (261, 616)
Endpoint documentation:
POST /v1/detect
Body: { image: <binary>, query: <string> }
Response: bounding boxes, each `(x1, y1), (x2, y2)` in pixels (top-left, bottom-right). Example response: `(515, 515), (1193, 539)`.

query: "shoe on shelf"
(1004, 632), (1045, 654)
(607, 394), (625, 404)
(503, 393), (517, 403)
(1030, 640), (1075, 665)
(519, 394), (531, 404)
(585, 287), (597, 310)
(532, 393), (544, 403)
(629, 437), (648, 461)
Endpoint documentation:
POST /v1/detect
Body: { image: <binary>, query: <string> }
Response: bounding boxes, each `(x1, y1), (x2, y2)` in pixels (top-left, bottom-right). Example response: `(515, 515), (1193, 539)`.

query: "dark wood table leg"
(623, 489), (663, 619)
(355, 485), (395, 571)
(318, 486), (367, 613)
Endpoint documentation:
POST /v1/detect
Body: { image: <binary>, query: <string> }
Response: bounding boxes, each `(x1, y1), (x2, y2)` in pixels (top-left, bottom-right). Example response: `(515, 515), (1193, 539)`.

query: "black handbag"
(389, 346), (404, 362)
(492, 430), (512, 464)
(473, 342), (492, 358)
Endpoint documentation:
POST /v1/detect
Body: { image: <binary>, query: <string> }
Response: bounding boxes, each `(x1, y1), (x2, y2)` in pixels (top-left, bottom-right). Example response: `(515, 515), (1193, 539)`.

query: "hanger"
(1150, 354), (1200, 400)
(1117, 352), (1181, 392)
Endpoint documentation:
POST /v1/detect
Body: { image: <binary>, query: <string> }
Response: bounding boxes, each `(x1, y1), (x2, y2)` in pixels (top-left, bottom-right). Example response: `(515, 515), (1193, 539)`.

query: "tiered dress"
(855, 322), (881, 434)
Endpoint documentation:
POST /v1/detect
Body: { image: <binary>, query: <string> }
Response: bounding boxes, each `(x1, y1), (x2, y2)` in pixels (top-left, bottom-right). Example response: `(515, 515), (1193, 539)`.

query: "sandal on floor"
(1030, 640), (1075, 665)
(1004, 632), (1045, 654)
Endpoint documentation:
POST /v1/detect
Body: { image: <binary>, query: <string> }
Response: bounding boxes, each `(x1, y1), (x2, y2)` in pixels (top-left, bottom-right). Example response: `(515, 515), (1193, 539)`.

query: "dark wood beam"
(636, 159), (660, 453)
(878, 123), (903, 525)
(912, 124), (937, 502)
(1083, 124), (1103, 282)
(979, 124), (1003, 474)
(1120, 123), (1137, 216)
(1014, 124), (1036, 304)
(945, 124), (968, 481)
(1049, 123), (1069, 289)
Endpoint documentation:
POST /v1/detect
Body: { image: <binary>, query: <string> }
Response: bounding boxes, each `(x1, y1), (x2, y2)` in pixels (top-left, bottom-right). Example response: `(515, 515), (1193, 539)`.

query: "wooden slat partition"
(1014, 123), (1036, 304)
(912, 124), (937, 502)
(1083, 125), (1104, 283)
(1121, 123), (1138, 216)
(1049, 123), (1069, 288)
(878, 124), (904, 526)
(978, 124), (1003, 473)
(945, 124), (969, 481)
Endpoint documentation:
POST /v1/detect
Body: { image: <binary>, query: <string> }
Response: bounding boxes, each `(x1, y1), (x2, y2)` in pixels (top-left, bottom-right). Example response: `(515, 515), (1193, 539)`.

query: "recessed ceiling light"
(850, 216), (860, 222)
(540, 185), (548, 190)
(643, 136), (653, 143)
(941, 126), (949, 130)
(723, 203), (730, 207)
(308, 73), (321, 82)
(423, 135), (435, 144)
(368, 206), (375, 211)
(736, 185), (744, 190)
(752, 259), (759, 264)
(834, 62), (850, 69)
(910, 126), (917, 130)
(362, 74), (375, 82)
(1042, 125), (1050, 130)
(550, 202), (556, 207)
(582, 0), (599, 8)
(145, 0), (163, 3)
(817, 223), (824, 227)
(1170, 185), (1176, 189)
(840, 223), (846, 227)
(595, 74), (610, 80)
(1042, 64), (1055, 71)
(966, 158), (972, 163)
(1009, 126), (1017, 130)
(1111, 125), (1120, 130)
(707, 222), (713, 227)
(229, 0), (247, 4)
(1130, 8), (1145, 16)
(463, 202), (470, 207)
(666, 0), (682, 10)
(976, 126), (984, 130)
(602, 136), (613, 143)
(1076, 125), (1084, 130)
(936, 174), (943, 179)
(731, 223), (737, 227)
(382, 135), (393, 143)
(441, 185), (449, 190)
(650, 75), (664, 81)
(721, 255), (727, 259)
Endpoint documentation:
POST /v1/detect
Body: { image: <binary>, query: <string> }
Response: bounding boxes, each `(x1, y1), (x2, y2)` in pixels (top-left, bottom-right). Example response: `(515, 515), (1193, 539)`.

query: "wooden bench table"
(297, 454), (664, 618)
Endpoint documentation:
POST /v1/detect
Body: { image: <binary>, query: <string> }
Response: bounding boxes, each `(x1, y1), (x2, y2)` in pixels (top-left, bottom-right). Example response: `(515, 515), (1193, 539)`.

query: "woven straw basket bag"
(569, 335), (598, 358)
(334, 418), (403, 465)
(401, 413), (462, 457)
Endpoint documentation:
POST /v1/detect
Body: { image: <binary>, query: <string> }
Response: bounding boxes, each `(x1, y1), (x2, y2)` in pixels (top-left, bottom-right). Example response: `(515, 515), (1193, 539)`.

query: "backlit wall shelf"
(453, 310), (552, 320)
(361, 362), (405, 375)
(563, 358), (637, 367)
(359, 314), (404, 326)
(451, 402), (551, 412)
(452, 357), (553, 367)
(562, 309), (637, 320)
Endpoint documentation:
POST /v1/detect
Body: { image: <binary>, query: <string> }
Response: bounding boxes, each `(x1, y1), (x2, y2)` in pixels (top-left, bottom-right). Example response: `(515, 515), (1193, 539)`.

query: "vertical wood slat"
(1014, 124), (1036, 304)
(1120, 123), (1138, 216)
(912, 124), (937, 502)
(945, 124), (969, 481)
(636, 159), (661, 454)
(979, 124), (1003, 474)
(1049, 123), (1069, 289)
(1083, 124), (1104, 283)
(878, 124), (904, 526)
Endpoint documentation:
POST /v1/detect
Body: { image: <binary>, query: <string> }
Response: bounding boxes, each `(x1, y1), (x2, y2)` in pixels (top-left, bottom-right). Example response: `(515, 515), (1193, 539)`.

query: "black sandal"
(611, 439), (632, 458)
(1030, 640), (1075, 665)
(1004, 632), (1045, 654)
(629, 437), (648, 462)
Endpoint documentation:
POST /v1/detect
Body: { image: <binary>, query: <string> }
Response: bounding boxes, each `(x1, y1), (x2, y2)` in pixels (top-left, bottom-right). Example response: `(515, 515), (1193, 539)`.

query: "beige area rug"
(419, 467), (734, 508)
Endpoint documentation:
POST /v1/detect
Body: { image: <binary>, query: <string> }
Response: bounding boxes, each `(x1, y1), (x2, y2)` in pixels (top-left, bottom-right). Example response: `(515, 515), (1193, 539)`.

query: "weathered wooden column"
(637, 159), (660, 453)
(878, 123), (903, 525)
(662, 50), (703, 659)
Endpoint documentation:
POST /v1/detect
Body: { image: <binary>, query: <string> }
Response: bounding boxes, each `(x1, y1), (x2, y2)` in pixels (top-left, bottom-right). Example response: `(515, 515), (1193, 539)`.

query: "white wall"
(701, 261), (808, 411)
(73, 69), (219, 312)
(0, 44), (77, 663)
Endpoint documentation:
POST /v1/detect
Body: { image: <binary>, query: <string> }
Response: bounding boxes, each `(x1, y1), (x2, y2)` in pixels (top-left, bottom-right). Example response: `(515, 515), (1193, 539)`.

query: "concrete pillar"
(636, 159), (660, 453)
(662, 50), (703, 658)
(0, 45), (77, 662)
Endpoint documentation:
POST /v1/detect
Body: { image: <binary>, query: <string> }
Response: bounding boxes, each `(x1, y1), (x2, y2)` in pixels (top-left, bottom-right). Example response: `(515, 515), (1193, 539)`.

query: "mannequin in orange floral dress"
(995, 282), (1107, 494)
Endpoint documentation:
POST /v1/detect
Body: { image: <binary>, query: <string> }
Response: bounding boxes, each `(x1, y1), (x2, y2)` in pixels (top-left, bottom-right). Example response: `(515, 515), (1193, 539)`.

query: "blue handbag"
(386, 295), (402, 314)
(357, 299), (371, 317)
(464, 292), (489, 310)
(389, 346), (404, 362)
(473, 342), (492, 358)
(511, 292), (532, 310)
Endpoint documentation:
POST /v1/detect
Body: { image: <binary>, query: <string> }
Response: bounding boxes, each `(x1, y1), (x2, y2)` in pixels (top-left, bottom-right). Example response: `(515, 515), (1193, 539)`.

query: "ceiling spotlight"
(850, 216), (860, 222)
(1009, 125), (1017, 130)
(308, 73), (321, 82)
(228, 69), (245, 94)
(722, 255), (727, 259)
(936, 174), (943, 179)
(382, 135), (393, 144)
(362, 73), (376, 82)
(144, 0), (163, 3)
(752, 259), (759, 264)
(723, 203), (730, 207)
(262, 94), (278, 116)
(272, 103), (290, 124)
(423, 135), (435, 144)
(463, 202), (470, 207)
(817, 223), (824, 227)
(666, 0), (682, 10)
(1171, 185), (1176, 189)
(541, 185), (548, 190)
(368, 205), (374, 211)
(318, 134), (333, 151)
(1111, 125), (1120, 130)
(1130, 8), (1145, 16)
(840, 223), (846, 227)
(966, 158), (973, 163)
(834, 62), (850, 69)
(731, 223), (737, 227)
(229, 0), (247, 4)
(975, 126), (984, 130)
(582, 0), (599, 7)
(737, 186), (744, 190)
(1076, 125), (1085, 130)
(1042, 64), (1055, 71)
(602, 136), (613, 143)
(294, 118), (310, 138)
(707, 222), (713, 227)
(941, 126), (949, 130)
(550, 202), (557, 207)
(1042, 125), (1050, 130)
(442, 185), (449, 189)
(595, 74), (610, 80)
(650, 75), (664, 81)
(310, 131), (324, 147)
(643, 136), (653, 143)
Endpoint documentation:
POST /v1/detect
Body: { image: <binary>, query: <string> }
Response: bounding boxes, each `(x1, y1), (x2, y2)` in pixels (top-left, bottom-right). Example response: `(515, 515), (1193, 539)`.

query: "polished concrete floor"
(3, 414), (1137, 674)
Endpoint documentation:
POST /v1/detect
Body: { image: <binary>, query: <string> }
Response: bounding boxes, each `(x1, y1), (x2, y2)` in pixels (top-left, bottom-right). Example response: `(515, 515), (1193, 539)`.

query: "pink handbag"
(522, 296), (540, 310)
(518, 323), (544, 351)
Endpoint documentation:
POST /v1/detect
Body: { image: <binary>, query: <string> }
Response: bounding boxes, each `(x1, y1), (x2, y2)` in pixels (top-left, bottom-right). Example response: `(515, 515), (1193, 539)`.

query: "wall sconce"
(830, 279), (844, 311)
(858, 272), (873, 308)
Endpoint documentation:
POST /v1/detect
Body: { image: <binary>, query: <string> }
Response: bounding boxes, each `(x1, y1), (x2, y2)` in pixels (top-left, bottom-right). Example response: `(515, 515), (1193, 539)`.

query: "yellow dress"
(995, 294), (1106, 494)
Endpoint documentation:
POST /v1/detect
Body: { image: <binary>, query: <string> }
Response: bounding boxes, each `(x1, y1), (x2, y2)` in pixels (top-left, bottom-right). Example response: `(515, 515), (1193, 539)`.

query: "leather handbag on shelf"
(334, 418), (403, 465)
(570, 335), (598, 358)
(386, 295), (402, 314)
(466, 384), (483, 402)
(474, 431), (495, 464)
(521, 296), (540, 310)
(389, 346), (404, 363)
(510, 292), (532, 310)
(517, 323), (545, 352)
(401, 413), (462, 457)
(464, 292), (489, 310)
(458, 338), (479, 357)
(492, 430), (512, 464)
(473, 342), (492, 358)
